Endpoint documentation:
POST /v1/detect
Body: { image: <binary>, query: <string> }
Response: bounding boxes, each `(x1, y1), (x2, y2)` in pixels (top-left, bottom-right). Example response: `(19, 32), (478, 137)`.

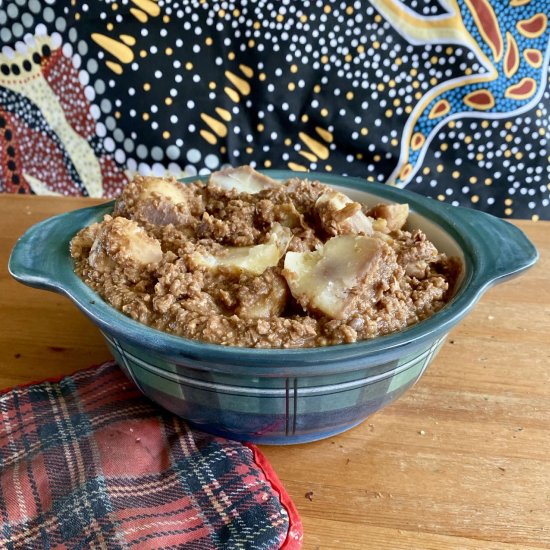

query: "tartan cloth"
(0, 361), (303, 550)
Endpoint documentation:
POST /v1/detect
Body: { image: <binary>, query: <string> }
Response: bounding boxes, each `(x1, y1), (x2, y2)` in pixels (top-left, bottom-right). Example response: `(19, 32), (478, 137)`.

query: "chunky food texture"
(70, 167), (461, 348)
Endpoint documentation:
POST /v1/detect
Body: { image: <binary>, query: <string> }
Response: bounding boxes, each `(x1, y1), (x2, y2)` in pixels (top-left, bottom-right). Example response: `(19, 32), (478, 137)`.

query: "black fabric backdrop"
(0, 0), (549, 219)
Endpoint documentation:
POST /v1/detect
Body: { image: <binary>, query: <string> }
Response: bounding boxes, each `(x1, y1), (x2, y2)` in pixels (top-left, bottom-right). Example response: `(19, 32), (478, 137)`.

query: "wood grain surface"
(1, 195), (549, 549)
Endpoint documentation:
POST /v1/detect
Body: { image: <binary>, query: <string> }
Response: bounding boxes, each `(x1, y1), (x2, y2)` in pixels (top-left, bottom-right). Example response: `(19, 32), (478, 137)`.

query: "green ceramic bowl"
(9, 171), (538, 444)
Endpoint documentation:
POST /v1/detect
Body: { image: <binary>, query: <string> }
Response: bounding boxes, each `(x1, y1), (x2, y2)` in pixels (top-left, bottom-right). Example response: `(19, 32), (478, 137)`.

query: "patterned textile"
(0, 1), (549, 219)
(0, 362), (303, 549)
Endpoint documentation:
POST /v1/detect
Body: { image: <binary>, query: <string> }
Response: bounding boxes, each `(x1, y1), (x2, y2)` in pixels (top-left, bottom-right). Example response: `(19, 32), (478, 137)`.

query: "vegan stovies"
(70, 166), (461, 348)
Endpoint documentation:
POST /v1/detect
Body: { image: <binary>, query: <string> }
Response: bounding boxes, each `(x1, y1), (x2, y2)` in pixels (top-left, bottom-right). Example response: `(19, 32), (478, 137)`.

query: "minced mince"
(70, 166), (461, 348)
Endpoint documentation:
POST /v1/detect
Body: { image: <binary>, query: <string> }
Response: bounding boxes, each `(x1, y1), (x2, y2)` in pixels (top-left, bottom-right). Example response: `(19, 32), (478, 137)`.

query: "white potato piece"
(315, 191), (373, 235)
(208, 165), (280, 194)
(191, 223), (292, 276)
(114, 176), (194, 222)
(236, 273), (289, 319)
(370, 203), (409, 232)
(283, 235), (385, 319)
(69, 222), (101, 260)
(89, 216), (163, 272)
(273, 202), (305, 229)
(135, 176), (190, 205)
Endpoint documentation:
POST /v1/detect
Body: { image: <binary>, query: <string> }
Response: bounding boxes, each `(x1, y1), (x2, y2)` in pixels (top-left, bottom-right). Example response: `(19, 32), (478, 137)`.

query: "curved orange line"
(505, 77), (537, 99)
(464, 0), (503, 62)
(463, 89), (496, 110)
(517, 14), (548, 38)
(524, 48), (543, 68)
(504, 32), (520, 78)
(428, 99), (451, 120)
(411, 132), (426, 151)
(399, 164), (412, 180)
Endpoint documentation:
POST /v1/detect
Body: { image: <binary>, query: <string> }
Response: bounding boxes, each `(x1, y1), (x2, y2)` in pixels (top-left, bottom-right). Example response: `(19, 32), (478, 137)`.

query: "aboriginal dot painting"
(0, 0), (549, 219)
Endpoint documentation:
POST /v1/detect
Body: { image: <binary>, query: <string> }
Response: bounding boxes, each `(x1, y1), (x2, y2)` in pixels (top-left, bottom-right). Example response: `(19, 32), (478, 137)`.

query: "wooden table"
(2, 195), (549, 549)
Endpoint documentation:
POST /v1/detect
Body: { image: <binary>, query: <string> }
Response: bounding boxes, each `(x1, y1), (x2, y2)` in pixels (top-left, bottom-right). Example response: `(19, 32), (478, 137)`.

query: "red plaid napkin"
(0, 361), (303, 549)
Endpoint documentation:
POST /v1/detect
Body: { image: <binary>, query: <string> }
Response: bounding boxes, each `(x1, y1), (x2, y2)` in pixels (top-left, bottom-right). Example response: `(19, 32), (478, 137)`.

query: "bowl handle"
(8, 203), (110, 293)
(453, 206), (539, 286)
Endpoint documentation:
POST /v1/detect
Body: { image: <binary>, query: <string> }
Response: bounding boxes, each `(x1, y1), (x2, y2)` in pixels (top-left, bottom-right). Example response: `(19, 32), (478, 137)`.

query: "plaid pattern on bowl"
(0, 362), (302, 549)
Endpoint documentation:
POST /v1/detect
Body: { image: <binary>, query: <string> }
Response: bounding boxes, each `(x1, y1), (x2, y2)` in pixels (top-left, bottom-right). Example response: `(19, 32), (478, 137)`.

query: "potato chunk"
(235, 270), (289, 319)
(283, 235), (386, 319)
(369, 203), (409, 232)
(315, 191), (374, 236)
(209, 165), (280, 194)
(134, 200), (188, 227)
(89, 216), (163, 272)
(113, 175), (199, 226)
(134, 176), (190, 205)
(69, 222), (101, 260)
(191, 223), (291, 276)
